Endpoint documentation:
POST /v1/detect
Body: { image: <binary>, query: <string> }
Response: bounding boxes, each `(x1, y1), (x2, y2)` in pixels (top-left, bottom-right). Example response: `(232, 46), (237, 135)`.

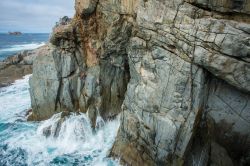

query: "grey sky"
(0, 0), (75, 33)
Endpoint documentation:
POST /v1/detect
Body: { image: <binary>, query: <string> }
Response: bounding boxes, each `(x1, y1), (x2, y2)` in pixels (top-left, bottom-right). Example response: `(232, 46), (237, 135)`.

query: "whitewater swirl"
(0, 75), (120, 166)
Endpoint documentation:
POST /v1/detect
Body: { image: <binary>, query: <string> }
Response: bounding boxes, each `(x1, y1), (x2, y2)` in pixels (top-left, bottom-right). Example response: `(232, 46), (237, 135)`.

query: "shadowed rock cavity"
(29, 0), (250, 165)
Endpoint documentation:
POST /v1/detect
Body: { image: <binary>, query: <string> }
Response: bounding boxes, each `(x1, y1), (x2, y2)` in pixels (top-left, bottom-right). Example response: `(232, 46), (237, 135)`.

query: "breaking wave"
(0, 75), (120, 166)
(0, 42), (45, 53)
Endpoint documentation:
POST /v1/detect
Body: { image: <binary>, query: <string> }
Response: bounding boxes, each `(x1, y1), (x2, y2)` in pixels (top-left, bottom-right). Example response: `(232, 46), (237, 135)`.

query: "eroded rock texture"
(110, 0), (250, 165)
(29, 0), (250, 165)
(28, 3), (131, 124)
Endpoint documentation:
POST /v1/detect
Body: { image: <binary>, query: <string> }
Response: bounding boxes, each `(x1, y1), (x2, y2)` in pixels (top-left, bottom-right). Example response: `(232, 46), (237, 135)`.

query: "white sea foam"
(6, 113), (120, 166)
(0, 42), (45, 53)
(0, 75), (31, 122)
(0, 75), (120, 166)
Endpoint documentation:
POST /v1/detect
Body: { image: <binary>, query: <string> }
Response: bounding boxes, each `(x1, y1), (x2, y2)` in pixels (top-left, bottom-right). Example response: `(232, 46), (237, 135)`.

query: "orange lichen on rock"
(85, 40), (99, 67)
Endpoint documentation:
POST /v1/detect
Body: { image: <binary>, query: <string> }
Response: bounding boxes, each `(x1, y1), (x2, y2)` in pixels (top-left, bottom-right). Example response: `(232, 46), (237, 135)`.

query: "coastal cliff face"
(29, 0), (250, 165)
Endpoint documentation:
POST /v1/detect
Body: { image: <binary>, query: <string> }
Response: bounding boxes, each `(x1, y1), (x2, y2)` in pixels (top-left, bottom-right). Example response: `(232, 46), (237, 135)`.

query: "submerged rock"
(29, 0), (250, 165)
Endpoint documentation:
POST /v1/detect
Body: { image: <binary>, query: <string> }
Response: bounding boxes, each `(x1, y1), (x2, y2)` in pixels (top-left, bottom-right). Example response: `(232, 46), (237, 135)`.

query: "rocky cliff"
(29, 0), (250, 165)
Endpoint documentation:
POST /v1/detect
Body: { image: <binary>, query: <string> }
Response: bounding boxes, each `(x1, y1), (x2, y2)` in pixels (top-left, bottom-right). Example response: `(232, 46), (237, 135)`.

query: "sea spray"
(0, 75), (120, 166)
(0, 75), (31, 122)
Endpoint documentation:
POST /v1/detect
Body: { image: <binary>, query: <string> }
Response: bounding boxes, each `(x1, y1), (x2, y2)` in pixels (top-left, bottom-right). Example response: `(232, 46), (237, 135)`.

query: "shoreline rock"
(28, 0), (250, 165)
(0, 45), (49, 88)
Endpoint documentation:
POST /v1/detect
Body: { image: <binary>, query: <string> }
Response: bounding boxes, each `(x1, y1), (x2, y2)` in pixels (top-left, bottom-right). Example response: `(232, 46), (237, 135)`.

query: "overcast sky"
(0, 0), (75, 33)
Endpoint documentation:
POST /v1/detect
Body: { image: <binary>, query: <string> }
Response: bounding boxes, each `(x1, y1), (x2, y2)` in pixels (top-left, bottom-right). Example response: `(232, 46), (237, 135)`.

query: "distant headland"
(8, 31), (22, 35)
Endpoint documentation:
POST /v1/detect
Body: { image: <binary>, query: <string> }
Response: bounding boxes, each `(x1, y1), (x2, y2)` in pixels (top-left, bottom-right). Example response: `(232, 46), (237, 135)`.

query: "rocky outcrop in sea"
(29, 0), (250, 165)
(0, 45), (48, 87)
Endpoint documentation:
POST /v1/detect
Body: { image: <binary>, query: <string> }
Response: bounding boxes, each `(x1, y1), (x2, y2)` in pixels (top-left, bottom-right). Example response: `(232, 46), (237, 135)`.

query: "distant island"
(8, 31), (22, 35)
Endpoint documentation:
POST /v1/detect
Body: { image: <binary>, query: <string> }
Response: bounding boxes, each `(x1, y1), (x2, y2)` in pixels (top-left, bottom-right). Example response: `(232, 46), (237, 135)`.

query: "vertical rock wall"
(29, 1), (132, 124)
(29, 0), (250, 165)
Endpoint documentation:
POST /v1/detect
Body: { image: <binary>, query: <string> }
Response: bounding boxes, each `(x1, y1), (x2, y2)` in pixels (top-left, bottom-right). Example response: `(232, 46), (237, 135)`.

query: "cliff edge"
(29, 0), (250, 165)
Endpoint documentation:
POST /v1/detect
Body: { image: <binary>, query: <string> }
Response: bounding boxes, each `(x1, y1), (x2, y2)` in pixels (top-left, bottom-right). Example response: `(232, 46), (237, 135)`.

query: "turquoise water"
(0, 75), (120, 166)
(0, 33), (49, 60)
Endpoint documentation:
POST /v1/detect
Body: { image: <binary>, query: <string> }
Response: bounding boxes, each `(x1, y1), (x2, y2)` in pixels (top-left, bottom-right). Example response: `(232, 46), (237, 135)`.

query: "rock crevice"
(29, 0), (250, 165)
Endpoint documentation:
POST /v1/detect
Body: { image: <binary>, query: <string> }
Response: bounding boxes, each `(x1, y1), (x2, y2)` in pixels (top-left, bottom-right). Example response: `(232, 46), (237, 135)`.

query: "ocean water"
(0, 33), (49, 61)
(0, 75), (120, 166)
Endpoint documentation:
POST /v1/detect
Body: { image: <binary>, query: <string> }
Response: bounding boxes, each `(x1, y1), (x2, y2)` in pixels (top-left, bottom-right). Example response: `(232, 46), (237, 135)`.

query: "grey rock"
(206, 78), (250, 162)
(29, 0), (250, 165)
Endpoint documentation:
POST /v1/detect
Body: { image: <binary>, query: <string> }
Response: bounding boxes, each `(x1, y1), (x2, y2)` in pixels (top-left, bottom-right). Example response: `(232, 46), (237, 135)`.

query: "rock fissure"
(29, 0), (250, 165)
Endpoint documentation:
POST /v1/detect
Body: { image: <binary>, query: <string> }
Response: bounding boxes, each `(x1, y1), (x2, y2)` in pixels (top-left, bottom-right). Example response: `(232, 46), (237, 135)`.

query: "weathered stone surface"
(29, 39), (82, 120)
(111, 33), (206, 165)
(29, 0), (250, 165)
(28, 47), (60, 120)
(29, 3), (131, 122)
(206, 77), (250, 164)
(111, 0), (250, 165)
(186, 0), (250, 14)
(75, 0), (98, 16)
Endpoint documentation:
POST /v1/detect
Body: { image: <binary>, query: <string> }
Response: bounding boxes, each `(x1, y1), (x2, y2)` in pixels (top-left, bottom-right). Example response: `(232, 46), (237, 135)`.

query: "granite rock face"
(111, 0), (250, 165)
(29, 0), (250, 165)
(28, 10), (130, 123)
